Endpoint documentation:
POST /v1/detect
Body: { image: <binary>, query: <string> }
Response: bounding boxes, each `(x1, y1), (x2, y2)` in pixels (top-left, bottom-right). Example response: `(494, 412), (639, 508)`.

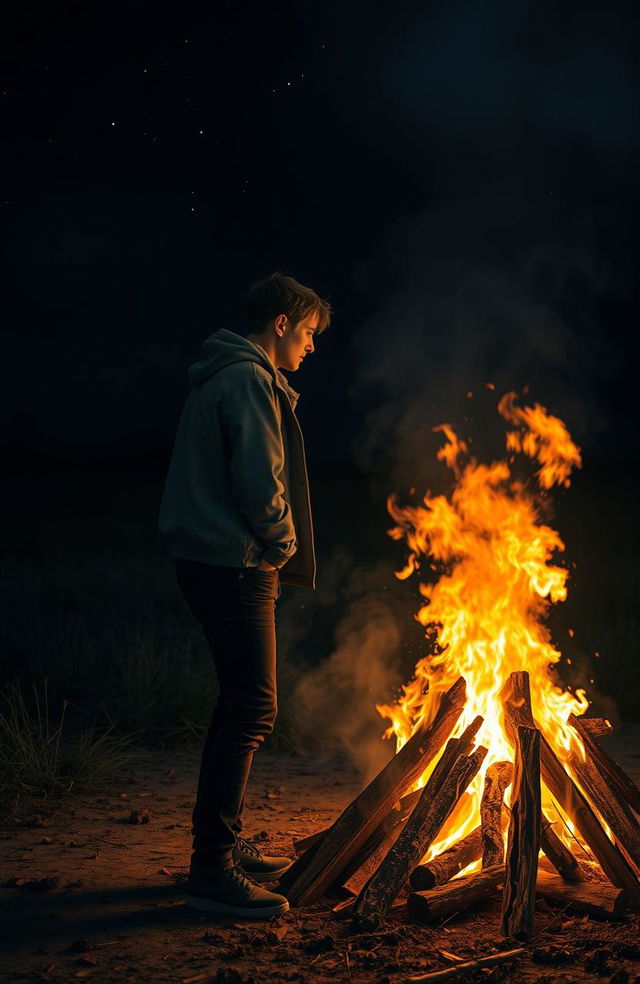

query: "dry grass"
(0, 679), (136, 799)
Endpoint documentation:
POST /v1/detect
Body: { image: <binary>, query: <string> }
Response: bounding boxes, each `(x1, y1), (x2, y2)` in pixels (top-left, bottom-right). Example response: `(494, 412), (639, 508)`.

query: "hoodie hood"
(188, 328), (300, 409)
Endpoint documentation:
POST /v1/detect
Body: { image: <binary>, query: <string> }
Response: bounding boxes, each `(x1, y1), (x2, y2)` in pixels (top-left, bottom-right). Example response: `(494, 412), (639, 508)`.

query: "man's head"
(246, 273), (331, 372)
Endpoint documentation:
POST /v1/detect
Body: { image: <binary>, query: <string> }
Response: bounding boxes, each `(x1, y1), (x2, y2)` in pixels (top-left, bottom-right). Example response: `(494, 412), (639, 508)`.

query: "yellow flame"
(377, 392), (588, 859)
(498, 392), (582, 489)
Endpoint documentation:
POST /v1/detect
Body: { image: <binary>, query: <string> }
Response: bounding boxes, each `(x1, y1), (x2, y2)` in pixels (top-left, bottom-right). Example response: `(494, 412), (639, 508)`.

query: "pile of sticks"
(282, 672), (640, 939)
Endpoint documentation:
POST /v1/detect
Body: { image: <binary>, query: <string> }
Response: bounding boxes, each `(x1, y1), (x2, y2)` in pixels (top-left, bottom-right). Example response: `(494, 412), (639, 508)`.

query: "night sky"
(4, 0), (639, 484)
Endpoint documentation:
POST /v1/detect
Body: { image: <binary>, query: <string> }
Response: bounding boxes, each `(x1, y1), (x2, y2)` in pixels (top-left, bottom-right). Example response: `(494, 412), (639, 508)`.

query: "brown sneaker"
(185, 859), (289, 918)
(234, 836), (292, 883)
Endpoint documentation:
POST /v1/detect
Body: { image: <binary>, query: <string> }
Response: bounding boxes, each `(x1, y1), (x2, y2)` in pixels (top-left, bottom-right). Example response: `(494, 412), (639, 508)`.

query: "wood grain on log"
(342, 819), (405, 896)
(278, 835), (321, 891)
(503, 672), (640, 906)
(284, 676), (468, 906)
(295, 787), (422, 856)
(569, 714), (640, 817)
(501, 726), (541, 941)
(339, 788), (422, 892)
(541, 819), (585, 882)
(569, 751), (640, 876)
(480, 761), (513, 867)
(352, 739), (488, 930)
(409, 864), (628, 925)
(536, 869), (628, 919)
(580, 718), (613, 739)
(410, 826), (482, 891)
(408, 863), (505, 923)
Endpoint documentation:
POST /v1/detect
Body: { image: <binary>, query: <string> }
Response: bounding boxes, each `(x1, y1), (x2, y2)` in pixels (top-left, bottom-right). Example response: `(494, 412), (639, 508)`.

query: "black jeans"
(175, 558), (280, 864)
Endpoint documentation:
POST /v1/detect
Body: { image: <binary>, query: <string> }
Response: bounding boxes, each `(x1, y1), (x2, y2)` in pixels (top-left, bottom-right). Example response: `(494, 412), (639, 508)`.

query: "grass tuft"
(0, 678), (136, 799)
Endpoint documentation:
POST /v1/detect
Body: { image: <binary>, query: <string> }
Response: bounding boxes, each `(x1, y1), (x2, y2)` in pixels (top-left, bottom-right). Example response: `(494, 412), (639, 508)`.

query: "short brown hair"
(246, 272), (332, 333)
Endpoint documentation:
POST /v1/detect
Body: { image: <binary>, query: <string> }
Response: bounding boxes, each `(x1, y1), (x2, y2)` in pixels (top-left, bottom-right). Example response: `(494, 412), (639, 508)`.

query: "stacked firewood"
(282, 672), (640, 939)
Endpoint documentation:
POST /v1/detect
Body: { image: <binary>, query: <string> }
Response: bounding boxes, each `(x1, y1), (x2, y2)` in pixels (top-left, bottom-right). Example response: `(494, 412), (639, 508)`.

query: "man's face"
(275, 310), (319, 372)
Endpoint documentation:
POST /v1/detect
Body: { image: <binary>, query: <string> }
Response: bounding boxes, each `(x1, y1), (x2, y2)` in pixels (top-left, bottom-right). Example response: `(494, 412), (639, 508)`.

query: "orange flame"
(377, 392), (588, 863)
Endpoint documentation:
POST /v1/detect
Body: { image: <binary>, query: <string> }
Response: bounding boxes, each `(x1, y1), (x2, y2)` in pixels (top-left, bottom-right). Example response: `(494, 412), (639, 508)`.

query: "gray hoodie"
(158, 329), (316, 588)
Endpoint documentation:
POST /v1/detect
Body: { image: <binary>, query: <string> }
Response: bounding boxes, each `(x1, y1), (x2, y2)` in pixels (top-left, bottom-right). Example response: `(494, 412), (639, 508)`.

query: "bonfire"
(281, 392), (640, 954)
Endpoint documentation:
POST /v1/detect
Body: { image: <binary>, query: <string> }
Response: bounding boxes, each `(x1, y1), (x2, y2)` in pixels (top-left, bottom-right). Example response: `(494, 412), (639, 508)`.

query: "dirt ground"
(2, 731), (640, 984)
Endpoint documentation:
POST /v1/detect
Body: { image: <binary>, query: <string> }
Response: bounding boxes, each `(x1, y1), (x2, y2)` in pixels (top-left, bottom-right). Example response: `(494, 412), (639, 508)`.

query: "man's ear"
(274, 314), (288, 337)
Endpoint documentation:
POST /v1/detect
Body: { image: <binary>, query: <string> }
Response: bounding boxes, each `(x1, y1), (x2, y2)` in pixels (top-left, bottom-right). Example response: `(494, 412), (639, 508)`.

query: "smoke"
(278, 550), (417, 782)
(281, 0), (639, 749)
(280, 200), (626, 772)
(290, 592), (401, 781)
(348, 192), (623, 500)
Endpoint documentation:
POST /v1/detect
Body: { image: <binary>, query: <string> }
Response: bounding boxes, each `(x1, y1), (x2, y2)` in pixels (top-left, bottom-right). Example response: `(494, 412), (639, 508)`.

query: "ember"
(284, 393), (640, 938)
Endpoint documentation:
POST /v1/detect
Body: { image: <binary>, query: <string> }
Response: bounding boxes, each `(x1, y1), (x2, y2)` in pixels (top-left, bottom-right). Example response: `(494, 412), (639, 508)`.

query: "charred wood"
(568, 749), (640, 876)
(339, 788), (422, 891)
(408, 863), (505, 923)
(541, 818), (585, 882)
(503, 671), (640, 907)
(283, 676), (468, 906)
(570, 713), (640, 817)
(579, 717), (613, 739)
(295, 788), (421, 857)
(536, 869), (628, 919)
(342, 819), (405, 897)
(352, 735), (488, 930)
(410, 826), (482, 891)
(501, 726), (541, 941)
(480, 760), (513, 867)
(409, 864), (627, 925)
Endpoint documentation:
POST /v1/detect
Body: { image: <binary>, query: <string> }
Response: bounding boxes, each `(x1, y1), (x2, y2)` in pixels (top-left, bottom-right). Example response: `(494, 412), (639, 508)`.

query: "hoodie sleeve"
(221, 363), (297, 567)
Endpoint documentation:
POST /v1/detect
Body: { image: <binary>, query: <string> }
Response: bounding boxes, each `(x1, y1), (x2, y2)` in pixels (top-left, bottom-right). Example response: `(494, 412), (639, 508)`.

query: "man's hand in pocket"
(257, 559), (277, 572)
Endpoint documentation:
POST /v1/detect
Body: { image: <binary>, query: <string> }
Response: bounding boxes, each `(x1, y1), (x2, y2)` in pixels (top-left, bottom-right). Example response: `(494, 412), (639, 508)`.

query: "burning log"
(579, 717), (613, 739)
(568, 747), (640, 875)
(480, 760), (513, 866)
(405, 948), (525, 983)
(540, 741), (640, 904)
(407, 759), (512, 895)
(338, 788), (422, 893)
(408, 863), (505, 923)
(410, 792), (583, 898)
(570, 713), (640, 817)
(409, 826), (482, 890)
(536, 869), (628, 919)
(503, 671), (640, 906)
(295, 788), (422, 857)
(541, 818), (585, 882)
(352, 725), (488, 929)
(408, 865), (628, 925)
(501, 726), (541, 940)
(342, 818), (405, 897)
(284, 676), (468, 905)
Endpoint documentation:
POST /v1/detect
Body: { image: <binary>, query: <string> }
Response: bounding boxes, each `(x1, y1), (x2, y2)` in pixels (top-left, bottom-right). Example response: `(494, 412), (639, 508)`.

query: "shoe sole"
(185, 895), (289, 918)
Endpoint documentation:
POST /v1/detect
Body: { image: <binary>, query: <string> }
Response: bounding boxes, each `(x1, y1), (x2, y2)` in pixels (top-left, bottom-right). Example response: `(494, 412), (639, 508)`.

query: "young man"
(158, 273), (331, 918)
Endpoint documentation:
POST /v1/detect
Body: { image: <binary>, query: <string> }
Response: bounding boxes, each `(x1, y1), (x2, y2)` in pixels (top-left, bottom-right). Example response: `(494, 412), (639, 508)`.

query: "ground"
(2, 732), (640, 984)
